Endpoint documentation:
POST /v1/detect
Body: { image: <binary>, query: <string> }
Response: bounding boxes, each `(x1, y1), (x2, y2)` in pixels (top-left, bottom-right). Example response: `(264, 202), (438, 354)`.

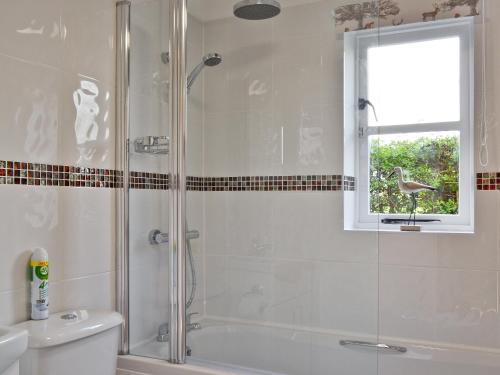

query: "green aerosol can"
(30, 248), (49, 320)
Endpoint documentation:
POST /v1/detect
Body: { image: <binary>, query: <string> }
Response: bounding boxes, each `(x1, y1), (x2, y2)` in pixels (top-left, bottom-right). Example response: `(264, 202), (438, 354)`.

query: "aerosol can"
(30, 248), (49, 320)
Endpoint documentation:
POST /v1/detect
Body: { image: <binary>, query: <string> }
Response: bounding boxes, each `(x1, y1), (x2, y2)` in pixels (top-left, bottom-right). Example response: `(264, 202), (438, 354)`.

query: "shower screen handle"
(149, 229), (200, 245)
(339, 340), (407, 353)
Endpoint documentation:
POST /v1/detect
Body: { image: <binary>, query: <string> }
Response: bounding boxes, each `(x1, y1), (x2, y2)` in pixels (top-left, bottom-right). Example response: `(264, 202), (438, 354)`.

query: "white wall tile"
(0, 0), (63, 68)
(380, 265), (499, 348)
(379, 193), (499, 270)
(0, 0), (117, 327)
(58, 188), (115, 279)
(200, 5), (500, 359)
(310, 261), (378, 334)
(0, 288), (30, 326)
(61, 0), (115, 81)
(203, 16), (274, 115)
(55, 271), (115, 312)
(272, 1), (333, 40)
(0, 54), (60, 163)
(475, 0), (500, 172)
(0, 186), (62, 293)
(204, 112), (248, 176)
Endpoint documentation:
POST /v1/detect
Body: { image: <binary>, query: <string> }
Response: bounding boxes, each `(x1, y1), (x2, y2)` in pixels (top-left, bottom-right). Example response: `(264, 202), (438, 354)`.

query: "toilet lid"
(14, 310), (123, 348)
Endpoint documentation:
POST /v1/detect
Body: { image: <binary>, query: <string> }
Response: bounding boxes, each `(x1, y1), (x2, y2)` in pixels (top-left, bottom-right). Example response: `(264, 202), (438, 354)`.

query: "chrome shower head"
(161, 52), (222, 67)
(187, 52), (222, 92)
(203, 53), (223, 67)
(233, 0), (281, 20)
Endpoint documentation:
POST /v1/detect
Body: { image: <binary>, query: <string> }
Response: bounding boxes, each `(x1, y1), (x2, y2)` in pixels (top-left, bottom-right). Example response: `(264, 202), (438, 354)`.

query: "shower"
(233, 0), (281, 20)
(160, 51), (222, 92)
(187, 53), (222, 92)
(139, 52), (222, 346)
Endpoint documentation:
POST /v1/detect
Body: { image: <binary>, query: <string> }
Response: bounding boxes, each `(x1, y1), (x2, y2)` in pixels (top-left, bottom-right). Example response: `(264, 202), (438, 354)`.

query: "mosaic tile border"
(476, 173), (500, 191)
(130, 171), (168, 190)
(4, 161), (499, 192)
(0, 160), (123, 188)
(0, 160), (358, 191)
(190, 175), (355, 192)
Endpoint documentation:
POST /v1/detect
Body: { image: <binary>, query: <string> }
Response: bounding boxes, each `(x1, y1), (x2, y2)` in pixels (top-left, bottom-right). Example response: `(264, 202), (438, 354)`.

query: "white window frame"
(343, 18), (475, 233)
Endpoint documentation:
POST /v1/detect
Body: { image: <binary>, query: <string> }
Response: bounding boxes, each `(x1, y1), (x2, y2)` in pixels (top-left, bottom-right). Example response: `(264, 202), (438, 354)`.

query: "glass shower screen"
(183, 1), (381, 373)
(127, 0), (172, 361)
(124, 0), (381, 372)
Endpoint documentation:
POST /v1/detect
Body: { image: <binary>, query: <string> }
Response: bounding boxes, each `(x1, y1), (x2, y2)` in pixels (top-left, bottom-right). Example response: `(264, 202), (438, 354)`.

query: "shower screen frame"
(115, 0), (131, 355)
(115, 0), (189, 364)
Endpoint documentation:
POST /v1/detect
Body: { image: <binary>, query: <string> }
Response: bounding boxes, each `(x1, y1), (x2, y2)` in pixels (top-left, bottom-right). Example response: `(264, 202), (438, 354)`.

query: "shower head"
(160, 52), (222, 67)
(203, 53), (223, 67)
(233, 0), (281, 20)
(187, 53), (222, 92)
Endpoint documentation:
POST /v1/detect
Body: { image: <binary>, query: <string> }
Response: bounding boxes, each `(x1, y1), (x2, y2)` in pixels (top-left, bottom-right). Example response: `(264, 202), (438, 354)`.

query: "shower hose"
(186, 224), (196, 310)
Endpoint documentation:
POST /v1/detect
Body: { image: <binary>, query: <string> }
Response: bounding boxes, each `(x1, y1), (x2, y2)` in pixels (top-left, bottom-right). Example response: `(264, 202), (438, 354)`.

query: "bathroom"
(1, 0), (500, 374)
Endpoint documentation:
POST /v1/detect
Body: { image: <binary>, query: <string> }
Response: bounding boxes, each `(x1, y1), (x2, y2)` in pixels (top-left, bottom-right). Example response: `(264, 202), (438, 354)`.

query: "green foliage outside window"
(370, 135), (459, 215)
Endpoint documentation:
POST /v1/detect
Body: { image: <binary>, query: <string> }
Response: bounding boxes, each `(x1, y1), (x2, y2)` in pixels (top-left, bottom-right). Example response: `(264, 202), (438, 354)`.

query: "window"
(344, 18), (474, 232)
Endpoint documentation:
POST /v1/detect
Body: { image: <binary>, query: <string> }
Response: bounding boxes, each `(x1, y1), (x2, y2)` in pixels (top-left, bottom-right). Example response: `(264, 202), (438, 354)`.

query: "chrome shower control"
(149, 229), (200, 245)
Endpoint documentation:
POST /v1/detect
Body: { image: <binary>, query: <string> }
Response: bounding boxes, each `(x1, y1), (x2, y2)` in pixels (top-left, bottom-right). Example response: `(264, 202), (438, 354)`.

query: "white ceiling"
(188, 0), (321, 22)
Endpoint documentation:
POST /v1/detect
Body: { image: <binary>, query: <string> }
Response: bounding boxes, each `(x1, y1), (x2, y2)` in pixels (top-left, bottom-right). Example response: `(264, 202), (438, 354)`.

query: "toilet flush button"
(60, 313), (78, 320)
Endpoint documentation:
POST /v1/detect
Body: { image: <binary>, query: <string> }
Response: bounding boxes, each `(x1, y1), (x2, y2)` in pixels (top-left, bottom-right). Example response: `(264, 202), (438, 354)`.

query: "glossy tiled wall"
(192, 1), (500, 374)
(0, 0), (116, 325)
(198, 3), (379, 360)
(1, 3), (500, 374)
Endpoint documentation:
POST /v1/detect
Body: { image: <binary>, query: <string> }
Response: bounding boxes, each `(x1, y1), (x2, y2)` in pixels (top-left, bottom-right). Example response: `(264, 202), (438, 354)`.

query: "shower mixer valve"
(149, 229), (200, 245)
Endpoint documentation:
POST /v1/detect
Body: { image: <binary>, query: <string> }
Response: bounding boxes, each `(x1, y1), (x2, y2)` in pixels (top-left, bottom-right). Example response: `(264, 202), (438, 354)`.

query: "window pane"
(367, 37), (460, 126)
(369, 131), (459, 215)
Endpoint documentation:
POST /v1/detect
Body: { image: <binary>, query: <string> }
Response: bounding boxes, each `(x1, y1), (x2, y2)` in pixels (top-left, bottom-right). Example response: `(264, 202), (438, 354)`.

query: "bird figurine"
(388, 167), (437, 225)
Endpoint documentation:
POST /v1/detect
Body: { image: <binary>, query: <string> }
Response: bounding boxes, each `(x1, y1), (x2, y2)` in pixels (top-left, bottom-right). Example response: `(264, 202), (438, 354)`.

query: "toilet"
(14, 310), (122, 375)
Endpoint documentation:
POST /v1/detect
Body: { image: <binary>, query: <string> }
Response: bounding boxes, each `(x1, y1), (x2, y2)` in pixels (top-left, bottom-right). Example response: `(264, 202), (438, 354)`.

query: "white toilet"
(14, 310), (123, 375)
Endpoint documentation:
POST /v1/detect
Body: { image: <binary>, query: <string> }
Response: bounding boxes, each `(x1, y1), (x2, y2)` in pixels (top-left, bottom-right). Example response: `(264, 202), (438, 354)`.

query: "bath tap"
(156, 312), (201, 343)
(187, 312), (202, 332)
(157, 322), (169, 342)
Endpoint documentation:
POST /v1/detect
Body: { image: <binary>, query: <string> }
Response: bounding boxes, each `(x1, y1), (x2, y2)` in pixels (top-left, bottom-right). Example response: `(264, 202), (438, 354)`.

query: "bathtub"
(117, 320), (500, 375)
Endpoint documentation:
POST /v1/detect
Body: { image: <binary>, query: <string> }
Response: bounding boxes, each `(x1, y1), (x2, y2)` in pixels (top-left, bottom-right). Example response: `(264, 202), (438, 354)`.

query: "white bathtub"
(117, 320), (500, 375)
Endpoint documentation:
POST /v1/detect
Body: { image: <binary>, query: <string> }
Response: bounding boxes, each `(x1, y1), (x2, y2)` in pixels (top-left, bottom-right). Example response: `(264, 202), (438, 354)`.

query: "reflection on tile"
(60, 73), (114, 168)
(0, 54), (60, 163)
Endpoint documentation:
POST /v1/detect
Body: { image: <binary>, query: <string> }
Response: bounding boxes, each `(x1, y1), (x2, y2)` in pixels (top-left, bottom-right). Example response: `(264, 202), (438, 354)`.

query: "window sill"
(345, 224), (474, 234)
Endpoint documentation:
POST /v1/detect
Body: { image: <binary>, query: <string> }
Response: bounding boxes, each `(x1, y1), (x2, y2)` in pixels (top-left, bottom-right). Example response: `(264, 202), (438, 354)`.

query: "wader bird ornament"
(388, 167), (437, 225)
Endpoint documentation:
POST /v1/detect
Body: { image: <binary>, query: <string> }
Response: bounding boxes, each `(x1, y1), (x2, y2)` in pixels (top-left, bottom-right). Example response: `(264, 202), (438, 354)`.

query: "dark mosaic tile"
(477, 173), (500, 191)
(0, 160), (361, 192)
